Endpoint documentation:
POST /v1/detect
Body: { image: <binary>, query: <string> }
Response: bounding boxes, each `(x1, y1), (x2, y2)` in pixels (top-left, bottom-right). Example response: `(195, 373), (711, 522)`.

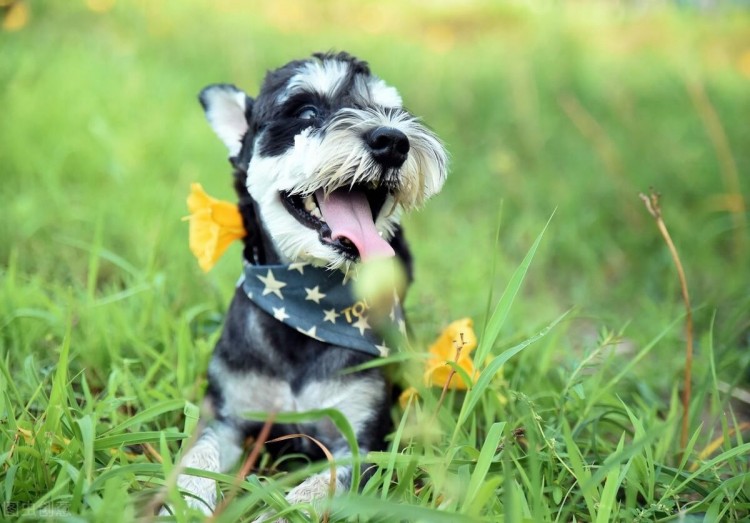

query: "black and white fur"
(168, 52), (447, 517)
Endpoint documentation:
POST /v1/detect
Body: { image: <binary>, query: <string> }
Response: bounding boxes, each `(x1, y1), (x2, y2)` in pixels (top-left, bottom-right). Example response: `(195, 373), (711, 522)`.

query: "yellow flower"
(424, 318), (478, 390)
(738, 49), (750, 79)
(2, 1), (30, 32)
(399, 386), (419, 409)
(186, 183), (245, 272)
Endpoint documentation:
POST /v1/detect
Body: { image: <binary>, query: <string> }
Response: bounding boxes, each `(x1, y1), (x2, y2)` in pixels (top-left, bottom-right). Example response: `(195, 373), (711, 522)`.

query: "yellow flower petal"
(425, 355), (476, 390)
(399, 386), (419, 409)
(738, 49), (750, 79)
(2, 1), (29, 32)
(186, 183), (245, 272)
(424, 318), (478, 390)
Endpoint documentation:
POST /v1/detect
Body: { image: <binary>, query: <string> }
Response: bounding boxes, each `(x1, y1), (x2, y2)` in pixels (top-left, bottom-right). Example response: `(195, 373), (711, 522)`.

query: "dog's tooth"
(304, 195), (316, 212)
(310, 207), (322, 219)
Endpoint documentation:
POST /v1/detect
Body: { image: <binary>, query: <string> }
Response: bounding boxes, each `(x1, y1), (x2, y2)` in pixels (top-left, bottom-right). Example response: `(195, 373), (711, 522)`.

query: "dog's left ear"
(199, 84), (254, 157)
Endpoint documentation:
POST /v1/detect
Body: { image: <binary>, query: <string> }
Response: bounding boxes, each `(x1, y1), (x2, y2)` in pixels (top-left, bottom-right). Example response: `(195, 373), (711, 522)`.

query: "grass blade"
(333, 494), (485, 522)
(455, 311), (568, 434)
(101, 398), (186, 436)
(93, 431), (187, 451)
(595, 434), (625, 523)
(475, 212), (554, 365)
(462, 421), (505, 513)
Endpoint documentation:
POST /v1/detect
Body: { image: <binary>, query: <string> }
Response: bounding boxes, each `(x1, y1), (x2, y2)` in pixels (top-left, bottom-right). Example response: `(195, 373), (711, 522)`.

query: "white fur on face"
(280, 61), (403, 109)
(363, 76), (404, 108)
(246, 105), (446, 269)
(281, 60), (351, 104)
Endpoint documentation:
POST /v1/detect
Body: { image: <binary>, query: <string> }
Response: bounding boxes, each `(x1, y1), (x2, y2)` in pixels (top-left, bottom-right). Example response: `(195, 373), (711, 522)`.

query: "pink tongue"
(316, 188), (395, 260)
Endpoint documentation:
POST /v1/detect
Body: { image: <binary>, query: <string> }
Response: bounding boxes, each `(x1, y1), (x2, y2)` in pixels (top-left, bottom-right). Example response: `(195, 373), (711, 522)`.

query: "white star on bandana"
(288, 262), (307, 274)
(352, 315), (371, 336)
(323, 308), (340, 324)
(257, 269), (286, 299)
(273, 307), (290, 321)
(375, 343), (391, 357)
(305, 285), (326, 304)
(242, 262), (404, 357)
(297, 325), (322, 341)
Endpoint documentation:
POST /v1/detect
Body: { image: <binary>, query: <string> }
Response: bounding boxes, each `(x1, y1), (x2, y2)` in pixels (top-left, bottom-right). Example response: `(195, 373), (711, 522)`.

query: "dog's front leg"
(284, 445), (360, 505)
(252, 448), (360, 523)
(163, 422), (244, 515)
(252, 473), (347, 523)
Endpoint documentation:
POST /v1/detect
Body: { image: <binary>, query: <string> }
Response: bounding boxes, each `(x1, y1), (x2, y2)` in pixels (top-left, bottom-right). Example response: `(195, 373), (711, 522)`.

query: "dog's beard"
(246, 108), (447, 269)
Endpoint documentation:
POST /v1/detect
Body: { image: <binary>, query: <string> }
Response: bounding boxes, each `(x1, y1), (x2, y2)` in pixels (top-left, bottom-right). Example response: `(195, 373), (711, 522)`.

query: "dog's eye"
(296, 106), (318, 120)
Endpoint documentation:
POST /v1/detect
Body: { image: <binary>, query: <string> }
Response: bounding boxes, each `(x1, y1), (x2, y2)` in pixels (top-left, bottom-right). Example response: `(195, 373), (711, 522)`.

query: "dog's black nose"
(365, 127), (410, 168)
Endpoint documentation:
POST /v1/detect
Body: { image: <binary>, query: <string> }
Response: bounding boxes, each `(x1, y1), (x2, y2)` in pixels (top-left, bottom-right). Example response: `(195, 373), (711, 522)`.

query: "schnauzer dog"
(168, 52), (448, 516)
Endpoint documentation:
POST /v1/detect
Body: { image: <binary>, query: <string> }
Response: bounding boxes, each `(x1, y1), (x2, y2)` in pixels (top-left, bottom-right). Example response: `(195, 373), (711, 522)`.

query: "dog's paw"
(285, 473), (339, 505)
(159, 475), (217, 516)
(251, 473), (339, 523)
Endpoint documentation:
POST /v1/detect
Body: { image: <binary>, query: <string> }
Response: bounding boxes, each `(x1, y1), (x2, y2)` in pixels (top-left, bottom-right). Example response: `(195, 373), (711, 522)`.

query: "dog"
(167, 51), (448, 517)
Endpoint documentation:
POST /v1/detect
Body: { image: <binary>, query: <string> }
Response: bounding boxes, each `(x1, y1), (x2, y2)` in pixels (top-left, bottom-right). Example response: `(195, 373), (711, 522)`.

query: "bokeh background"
(1, 0), (750, 518)
(2, 0), (749, 437)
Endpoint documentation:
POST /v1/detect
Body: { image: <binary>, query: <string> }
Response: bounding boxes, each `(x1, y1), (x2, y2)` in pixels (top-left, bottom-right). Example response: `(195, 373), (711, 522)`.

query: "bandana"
(239, 262), (405, 357)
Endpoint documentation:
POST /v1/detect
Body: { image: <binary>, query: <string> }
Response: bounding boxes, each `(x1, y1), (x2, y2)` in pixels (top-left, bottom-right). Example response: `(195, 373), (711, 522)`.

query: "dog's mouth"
(281, 184), (396, 261)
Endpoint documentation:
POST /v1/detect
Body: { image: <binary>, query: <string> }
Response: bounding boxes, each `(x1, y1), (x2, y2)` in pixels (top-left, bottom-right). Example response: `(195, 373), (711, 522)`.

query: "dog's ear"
(199, 84), (254, 157)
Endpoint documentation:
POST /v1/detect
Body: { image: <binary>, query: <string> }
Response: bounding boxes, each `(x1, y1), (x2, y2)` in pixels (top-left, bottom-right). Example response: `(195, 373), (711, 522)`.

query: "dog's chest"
(207, 269), (392, 440)
(209, 358), (385, 436)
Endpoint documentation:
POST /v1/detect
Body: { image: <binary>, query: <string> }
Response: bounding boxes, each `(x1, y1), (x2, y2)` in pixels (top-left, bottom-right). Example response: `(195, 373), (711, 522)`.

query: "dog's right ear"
(199, 84), (254, 157)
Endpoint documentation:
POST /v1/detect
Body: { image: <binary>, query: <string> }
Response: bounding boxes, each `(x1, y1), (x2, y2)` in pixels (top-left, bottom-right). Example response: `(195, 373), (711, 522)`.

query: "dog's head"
(199, 52), (448, 270)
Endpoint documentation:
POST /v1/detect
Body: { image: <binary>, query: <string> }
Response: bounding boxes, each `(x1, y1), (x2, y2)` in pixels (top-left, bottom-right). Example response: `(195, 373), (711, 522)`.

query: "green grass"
(1, 1), (749, 521)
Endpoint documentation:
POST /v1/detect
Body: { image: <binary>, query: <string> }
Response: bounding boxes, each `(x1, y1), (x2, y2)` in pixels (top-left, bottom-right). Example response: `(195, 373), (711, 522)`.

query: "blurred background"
(1, 0), (749, 389)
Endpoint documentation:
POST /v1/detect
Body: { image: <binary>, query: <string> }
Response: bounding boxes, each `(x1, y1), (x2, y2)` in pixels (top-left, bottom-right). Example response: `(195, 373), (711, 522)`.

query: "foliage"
(1, 1), (749, 521)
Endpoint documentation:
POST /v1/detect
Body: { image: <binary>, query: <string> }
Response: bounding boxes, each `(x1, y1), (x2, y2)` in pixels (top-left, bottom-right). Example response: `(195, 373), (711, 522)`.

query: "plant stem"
(639, 190), (694, 456)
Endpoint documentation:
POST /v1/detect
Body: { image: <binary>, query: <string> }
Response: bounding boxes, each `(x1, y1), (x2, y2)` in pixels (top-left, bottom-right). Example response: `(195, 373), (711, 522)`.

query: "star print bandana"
(240, 262), (405, 357)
